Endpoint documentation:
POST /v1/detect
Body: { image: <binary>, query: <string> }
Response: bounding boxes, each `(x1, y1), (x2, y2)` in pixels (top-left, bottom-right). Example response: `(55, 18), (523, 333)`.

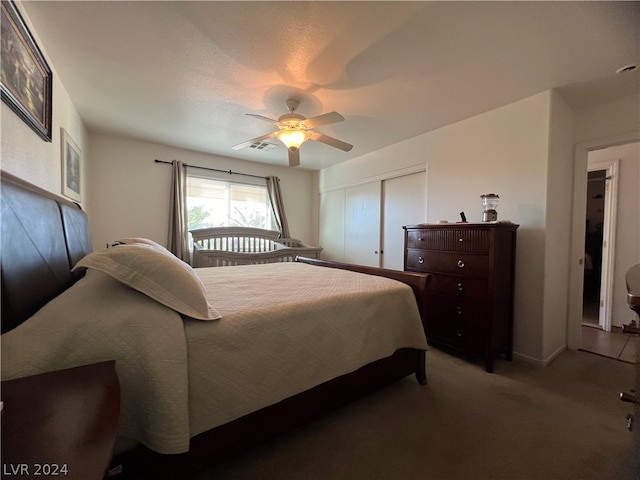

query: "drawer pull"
(457, 260), (465, 268)
(459, 238), (463, 242)
(456, 328), (463, 337)
(418, 256), (424, 264)
(457, 283), (463, 291)
(456, 306), (463, 314)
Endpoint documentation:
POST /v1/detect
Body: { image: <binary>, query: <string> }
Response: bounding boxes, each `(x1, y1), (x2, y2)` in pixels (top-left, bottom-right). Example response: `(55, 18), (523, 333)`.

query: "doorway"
(580, 151), (621, 359)
(567, 132), (640, 350)
(580, 162), (634, 361)
(569, 137), (639, 360)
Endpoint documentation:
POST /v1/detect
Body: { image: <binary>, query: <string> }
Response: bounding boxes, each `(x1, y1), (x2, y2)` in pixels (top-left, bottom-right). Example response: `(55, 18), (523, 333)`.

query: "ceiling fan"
(232, 98), (353, 167)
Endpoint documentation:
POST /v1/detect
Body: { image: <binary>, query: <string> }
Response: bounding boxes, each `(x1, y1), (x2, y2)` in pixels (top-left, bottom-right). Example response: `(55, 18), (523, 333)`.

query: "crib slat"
(189, 227), (322, 267)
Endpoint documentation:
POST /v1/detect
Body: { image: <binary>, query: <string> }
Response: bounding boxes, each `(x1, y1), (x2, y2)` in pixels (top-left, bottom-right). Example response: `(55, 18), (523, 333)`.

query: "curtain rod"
(154, 159), (268, 180)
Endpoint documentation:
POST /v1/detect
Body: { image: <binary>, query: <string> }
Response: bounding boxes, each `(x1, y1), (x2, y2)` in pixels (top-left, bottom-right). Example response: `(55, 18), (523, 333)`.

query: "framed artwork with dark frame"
(1, 0), (52, 141)
(61, 128), (81, 202)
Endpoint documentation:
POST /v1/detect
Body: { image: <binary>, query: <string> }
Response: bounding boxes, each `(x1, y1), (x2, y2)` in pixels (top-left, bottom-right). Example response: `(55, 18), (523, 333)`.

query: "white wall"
(542, 91), (575, 361)
(574, 94), (640, 144)
(1, 4), (87, 207)
(87, 132), (318, 250)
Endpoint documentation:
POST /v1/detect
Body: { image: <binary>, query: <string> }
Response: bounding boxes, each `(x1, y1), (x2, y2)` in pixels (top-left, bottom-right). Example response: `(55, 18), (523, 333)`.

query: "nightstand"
(1, 361), (120, 479)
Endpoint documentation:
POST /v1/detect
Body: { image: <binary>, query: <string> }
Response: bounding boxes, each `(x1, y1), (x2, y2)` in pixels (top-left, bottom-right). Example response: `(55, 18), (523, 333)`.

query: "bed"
(190, 226), (323, 267)
(0, 171), (430, 479)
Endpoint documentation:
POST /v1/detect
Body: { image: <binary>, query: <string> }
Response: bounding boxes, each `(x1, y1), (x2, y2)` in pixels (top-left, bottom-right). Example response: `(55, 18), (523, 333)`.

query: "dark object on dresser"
(404, 222), (518, 372)
(1, 361), (120, 480)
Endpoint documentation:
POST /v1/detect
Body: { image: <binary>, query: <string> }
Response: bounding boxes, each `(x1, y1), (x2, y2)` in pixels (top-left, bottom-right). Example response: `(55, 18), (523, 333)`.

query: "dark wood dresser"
(404, 223), (518, 372)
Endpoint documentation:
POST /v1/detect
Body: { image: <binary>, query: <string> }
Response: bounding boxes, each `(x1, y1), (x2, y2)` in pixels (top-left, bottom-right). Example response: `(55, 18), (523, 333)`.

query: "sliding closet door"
(319, 189), (346, 262)
(344, 181), (381, 267)
(319, 168), (426, 267)
(381, 171), (427, 270)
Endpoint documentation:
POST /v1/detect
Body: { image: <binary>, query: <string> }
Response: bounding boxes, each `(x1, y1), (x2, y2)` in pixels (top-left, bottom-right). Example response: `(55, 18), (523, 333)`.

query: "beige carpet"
(194, 348), (636, 480)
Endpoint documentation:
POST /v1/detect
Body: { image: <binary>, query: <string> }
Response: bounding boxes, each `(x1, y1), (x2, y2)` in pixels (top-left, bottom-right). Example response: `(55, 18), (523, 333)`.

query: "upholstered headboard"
(1, 172), (92, 333)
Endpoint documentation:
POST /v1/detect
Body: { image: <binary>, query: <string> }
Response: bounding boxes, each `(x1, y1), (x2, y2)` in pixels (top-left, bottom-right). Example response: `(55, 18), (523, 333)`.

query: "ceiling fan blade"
(309, 132), (353, 152)
(288, 148), (300, 167)
(246, 113), (280, 125)
(303, 111), (344, 128)
(232, 132), (277, 150)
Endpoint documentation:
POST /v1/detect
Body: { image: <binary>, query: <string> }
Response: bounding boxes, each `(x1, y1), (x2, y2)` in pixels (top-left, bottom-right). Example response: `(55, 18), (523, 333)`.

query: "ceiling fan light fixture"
(277, 129), (309, 150)
(237, 98), (352, 165)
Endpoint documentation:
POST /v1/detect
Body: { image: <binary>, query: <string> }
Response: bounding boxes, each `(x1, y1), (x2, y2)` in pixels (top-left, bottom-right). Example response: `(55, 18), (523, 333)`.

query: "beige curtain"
(168, 160), (190, 262)
(265, 176), (290, 238)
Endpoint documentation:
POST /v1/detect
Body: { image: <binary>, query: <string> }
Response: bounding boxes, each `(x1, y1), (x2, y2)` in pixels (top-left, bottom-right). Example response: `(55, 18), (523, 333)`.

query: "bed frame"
(190, 226), (322, 267)
(0, 172), (92, 334)
(0, 172), (429, 479)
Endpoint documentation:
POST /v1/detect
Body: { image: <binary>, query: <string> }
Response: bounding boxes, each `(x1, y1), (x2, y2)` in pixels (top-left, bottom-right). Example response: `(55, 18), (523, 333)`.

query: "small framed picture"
(61, 128), (81, 202)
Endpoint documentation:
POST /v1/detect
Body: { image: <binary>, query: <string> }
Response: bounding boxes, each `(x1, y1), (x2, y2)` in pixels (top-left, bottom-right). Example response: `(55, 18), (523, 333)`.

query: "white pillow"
(73, 244), (220, 320)
(113, 237), (168, 251)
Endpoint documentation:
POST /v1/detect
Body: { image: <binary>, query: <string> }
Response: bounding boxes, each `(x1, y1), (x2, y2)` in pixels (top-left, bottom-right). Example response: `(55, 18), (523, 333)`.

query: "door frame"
(567, 131), (639, 349)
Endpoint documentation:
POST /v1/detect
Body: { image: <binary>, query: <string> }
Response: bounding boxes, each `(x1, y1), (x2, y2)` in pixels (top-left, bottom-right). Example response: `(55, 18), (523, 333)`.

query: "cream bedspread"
(0, 270), (190, 454)
(1, 262), (427, 455)
(186, 262), (428, 436)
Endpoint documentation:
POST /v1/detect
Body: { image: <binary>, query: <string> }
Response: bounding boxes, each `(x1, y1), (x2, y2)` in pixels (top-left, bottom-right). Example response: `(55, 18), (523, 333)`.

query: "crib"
(190, 227), (322, 267)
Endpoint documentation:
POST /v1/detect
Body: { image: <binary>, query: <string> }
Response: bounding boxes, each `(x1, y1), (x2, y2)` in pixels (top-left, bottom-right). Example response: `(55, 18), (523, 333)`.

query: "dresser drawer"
(406, 250), (489, 277)
(425, 294), (487, 354)
(427, 274), (487, 302)
(426, 294), (488, 325)
(406, 228), (489, 253)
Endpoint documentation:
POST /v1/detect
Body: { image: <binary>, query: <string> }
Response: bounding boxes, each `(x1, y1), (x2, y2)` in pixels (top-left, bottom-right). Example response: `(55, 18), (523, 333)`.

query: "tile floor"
(580, 325), (636, 364)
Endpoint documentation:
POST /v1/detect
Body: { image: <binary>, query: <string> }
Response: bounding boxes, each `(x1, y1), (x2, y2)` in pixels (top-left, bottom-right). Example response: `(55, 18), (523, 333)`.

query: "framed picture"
(1, 0), (52, 141)
(61, 128), (81, 202)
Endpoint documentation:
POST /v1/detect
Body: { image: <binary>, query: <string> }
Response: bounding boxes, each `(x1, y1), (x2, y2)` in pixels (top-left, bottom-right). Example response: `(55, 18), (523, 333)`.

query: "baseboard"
(541, 344), (567, 366)
(512, 343), (567, 367)
(512, 351), (544, 366)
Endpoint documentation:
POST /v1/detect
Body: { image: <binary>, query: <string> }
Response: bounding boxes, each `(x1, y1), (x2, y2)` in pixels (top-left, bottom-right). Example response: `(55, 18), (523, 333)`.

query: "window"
(186, 175), (272, 233)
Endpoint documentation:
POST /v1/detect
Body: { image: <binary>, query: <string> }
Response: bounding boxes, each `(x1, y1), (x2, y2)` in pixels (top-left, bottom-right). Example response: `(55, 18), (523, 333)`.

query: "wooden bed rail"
(295, 256), (430, 323)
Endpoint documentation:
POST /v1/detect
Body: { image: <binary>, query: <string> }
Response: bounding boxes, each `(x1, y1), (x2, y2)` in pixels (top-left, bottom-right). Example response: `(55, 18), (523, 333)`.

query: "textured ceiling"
(20, 1), (640, 170)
